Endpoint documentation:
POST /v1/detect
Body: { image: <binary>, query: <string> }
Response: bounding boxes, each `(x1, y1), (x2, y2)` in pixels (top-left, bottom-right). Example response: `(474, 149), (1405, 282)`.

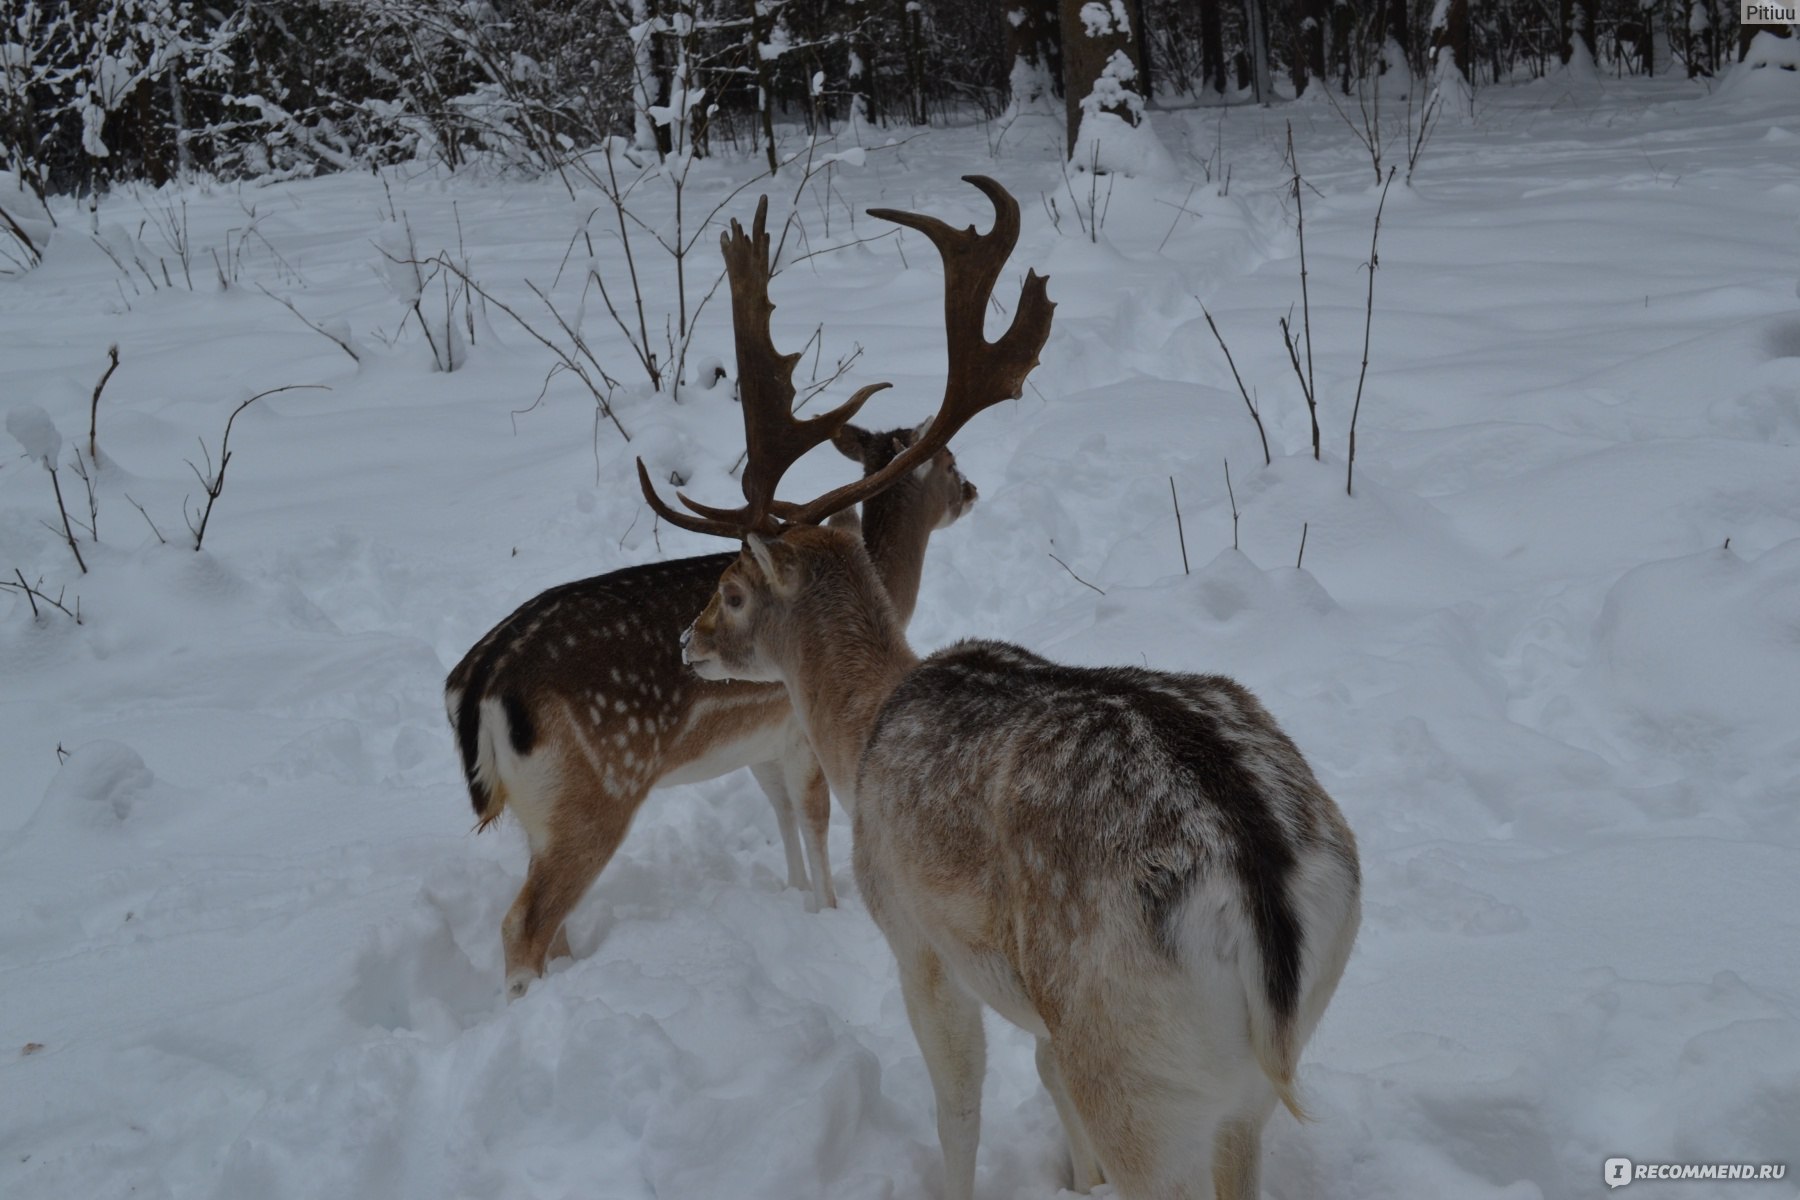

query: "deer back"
(855, 639), (1358, 1027)
(447, 553), (784, 822)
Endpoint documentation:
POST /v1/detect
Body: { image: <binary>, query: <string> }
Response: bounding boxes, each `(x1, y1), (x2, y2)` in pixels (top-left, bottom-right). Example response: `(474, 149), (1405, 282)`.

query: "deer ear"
(831, 424), (874, 464)
(744, 533), (779, 580)
(743, 533), (801, 595)
(826, 509), (864, 539)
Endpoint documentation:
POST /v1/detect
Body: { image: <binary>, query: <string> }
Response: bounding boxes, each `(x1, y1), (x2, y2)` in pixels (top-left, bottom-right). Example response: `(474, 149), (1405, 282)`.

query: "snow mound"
(1573, 540), (1800, 824)
(6, 402), (63, 469)
(1070, 112), (1179, 180)
(32, 740), (159, 827)
(1719, 31), (1800, 99)
(0, 172), (52, 275)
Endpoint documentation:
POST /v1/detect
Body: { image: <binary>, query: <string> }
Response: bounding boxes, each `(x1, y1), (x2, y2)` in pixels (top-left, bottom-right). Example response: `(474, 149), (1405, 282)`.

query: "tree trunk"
(168, 55), (192, 179)
(1291, 0), (1326, 96)
(753, 1), (777, 171)
(1386, 0), (1411, 70)
(1244, 0), (1273, 102)
(1199, 0), (1227, 95)
(1430, 0), (1471, 79)
(1290, 8), (1309, 94)
(1331, 0), (1354, 93)
(1559, 0), (1596, 63)
(135, 81), (169, 186)
(628, 0), (661, 154)
(1059, 0), (1147, 148)
(1004, 0), (1063, 112)
(901, 0), (928, 124)
(1134, 1), (1155, 97)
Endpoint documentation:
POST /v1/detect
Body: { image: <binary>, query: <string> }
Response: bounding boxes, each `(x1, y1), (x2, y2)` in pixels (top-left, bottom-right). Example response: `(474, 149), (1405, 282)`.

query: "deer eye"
(724, 587), (745, 610)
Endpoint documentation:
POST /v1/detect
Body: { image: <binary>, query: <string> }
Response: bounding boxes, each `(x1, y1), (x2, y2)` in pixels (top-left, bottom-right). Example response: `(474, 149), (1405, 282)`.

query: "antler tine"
(772, 176), (1055, 526)
(867, 174), (1019, 366)
(637, 196), (888, 537)
(635, 459), (749, 537)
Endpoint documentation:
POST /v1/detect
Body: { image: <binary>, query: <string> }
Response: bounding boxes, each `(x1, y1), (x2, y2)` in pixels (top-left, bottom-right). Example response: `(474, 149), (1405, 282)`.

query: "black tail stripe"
(501, 692), (535, 756)
(1140, 692), (1303, 1023)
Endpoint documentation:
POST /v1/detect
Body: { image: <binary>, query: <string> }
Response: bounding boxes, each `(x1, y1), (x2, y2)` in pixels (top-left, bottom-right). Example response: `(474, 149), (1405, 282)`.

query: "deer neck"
(775, 535), (919, 805)
(860, 482), (936, 627)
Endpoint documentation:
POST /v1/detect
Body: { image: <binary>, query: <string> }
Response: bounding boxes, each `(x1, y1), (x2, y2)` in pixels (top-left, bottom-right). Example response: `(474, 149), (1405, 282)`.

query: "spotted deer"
(640, 177), (1362, 1199)
(448, 422), (976, 1001)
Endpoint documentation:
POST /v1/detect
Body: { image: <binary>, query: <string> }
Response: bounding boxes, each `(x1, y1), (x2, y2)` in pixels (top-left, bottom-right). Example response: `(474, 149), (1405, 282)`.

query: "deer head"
(641, 176), (1054, 683)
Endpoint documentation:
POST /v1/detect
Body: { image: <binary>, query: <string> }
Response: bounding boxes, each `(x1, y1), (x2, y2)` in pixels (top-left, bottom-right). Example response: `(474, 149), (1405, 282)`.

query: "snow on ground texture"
(4, 79), (1799, 1200)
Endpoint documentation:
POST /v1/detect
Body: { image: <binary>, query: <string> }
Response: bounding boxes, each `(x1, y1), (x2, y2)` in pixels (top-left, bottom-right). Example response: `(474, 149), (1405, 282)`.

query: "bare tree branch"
(257, 285), (361, 362)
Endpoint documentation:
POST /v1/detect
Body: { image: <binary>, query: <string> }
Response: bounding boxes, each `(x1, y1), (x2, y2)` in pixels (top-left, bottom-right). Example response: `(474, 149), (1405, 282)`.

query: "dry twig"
(187, 384), (328, 550)
(1169, 476), (1189, 575)
(257, 285), (361, 363)
(89, 344), (120, 459)
(1198, 301), (1271, 466)
(1348, 168), (1396, 496)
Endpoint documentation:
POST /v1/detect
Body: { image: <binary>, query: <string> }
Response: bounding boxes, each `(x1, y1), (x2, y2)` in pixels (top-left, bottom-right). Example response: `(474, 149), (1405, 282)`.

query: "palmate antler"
(638, 175), (1055, 537)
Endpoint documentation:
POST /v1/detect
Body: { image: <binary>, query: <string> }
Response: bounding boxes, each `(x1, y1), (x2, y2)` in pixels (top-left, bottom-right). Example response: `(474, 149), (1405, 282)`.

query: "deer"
(638, 176), (1362, 1200)
(447, 415), (977, 1002)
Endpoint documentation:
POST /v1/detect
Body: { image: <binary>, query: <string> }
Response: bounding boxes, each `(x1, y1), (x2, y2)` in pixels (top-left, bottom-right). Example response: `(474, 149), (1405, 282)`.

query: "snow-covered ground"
(4, 72), (1799, 1200)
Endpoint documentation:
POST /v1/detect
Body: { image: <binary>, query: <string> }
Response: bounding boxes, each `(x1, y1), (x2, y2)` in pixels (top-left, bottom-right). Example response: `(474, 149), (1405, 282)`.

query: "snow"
(0, 172), (55, 273)
(1720, 31), (1800, 100)
(1070, 109), (1179, 179)
(1069, 52), (1176, 180)
(1078, 0), (1132, 39)
(4, 80), (1800, 1199)
(5, 402), (62, 469)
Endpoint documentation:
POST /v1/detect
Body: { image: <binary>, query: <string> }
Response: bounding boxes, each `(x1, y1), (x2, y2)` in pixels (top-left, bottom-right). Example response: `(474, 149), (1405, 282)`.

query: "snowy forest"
(4, 0), (1800, 1193)
(0, 0), (1790, 201)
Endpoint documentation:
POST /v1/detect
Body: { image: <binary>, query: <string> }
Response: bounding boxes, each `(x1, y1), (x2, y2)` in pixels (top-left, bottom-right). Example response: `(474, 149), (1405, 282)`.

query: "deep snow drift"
(3, 74), (1799, 1199)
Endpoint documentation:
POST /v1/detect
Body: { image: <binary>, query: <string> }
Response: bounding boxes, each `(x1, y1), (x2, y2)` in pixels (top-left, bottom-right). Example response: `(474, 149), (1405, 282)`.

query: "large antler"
(769, 176), (1054, 526)
(638, 176), (1053, 536)
(637, 195), (888, 536)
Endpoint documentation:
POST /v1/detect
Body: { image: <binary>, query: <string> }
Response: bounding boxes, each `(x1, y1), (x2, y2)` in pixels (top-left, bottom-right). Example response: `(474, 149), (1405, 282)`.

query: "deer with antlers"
(448, 381), (976, 1002)
(641, 176), (1362, 1199)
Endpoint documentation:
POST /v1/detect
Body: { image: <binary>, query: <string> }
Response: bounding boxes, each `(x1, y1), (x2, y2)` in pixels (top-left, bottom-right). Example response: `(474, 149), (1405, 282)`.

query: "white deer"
(640, 177), (1362, 1199)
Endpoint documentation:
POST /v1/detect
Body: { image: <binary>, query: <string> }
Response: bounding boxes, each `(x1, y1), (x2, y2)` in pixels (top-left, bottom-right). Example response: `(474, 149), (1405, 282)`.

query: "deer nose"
(962, 480), (978, 504)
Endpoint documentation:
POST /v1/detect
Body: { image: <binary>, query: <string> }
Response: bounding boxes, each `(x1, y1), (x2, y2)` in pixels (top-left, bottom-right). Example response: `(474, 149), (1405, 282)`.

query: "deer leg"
(1211, 1102), (1273, 1200)
(780, 738), (837, 911)
(748, 758), (810, 895)
(796, 760), (836, 910)
(501, 781), (643, 1001)
(896, 945), (985, 1200)
(1036, 1036), (1104, 1192)
(1051, 1018), (1225, 1200)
